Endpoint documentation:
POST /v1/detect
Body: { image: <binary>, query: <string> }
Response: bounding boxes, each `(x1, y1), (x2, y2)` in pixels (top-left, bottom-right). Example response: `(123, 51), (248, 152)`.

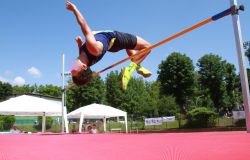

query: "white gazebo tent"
(0, 95), (68, 133)
(67, 103), (128, 133)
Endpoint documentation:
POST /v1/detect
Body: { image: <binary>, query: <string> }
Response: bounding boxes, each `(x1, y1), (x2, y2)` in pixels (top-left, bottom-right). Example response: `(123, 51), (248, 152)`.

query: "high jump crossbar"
(95, 5), (244, 75)
(65, 4), (244, 91)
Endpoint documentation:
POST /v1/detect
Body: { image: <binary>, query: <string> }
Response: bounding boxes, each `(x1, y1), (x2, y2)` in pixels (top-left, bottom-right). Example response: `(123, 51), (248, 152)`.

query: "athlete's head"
(71, 67), (93, 86)
(71, 59), (93, 86)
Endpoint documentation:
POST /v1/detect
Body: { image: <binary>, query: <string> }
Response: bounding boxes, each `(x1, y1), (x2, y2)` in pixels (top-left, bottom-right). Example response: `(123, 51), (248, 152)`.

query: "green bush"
(34, 116), (53, 130)
(186, 107), (218, 128)
(0, 115), (16, 130)
(0, 120), (3, 130)
(235, 119), (246, 127)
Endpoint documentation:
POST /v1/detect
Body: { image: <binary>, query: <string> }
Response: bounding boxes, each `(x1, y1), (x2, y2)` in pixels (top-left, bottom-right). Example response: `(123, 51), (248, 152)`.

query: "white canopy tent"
(67, 103), (128, 133)
(0, 95), (68, 133)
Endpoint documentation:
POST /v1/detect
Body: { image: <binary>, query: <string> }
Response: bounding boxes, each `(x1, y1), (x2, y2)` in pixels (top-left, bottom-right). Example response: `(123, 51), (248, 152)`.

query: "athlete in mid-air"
(66, 1), (152, 90)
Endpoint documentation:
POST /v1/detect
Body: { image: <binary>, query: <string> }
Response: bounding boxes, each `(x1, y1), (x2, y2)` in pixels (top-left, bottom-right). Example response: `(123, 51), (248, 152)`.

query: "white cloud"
(27, 67), (42, 78)
(13, 76), (25, 86)
(0, 76), (9, 83)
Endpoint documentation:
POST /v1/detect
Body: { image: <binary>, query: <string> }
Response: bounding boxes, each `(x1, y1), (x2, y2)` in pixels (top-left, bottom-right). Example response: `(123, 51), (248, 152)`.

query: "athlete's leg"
(126, 36), (152, 78)
(126, 36), (151, 65)
(121, 36), (152, 90)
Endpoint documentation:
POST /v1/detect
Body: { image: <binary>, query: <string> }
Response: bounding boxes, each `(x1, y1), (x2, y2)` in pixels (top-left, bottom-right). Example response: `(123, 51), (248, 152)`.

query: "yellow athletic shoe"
(136, 65), (152, 78)
(120, 62), (137, 91)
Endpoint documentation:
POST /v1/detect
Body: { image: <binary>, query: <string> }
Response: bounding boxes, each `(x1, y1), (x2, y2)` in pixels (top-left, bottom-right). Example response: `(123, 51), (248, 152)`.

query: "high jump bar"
(65, 4), (244, 90)
(95, 5), (244, 75)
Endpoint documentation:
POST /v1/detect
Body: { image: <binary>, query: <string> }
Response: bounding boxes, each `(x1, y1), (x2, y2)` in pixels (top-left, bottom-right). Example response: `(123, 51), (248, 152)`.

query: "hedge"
(186, 107), (218, 128)
(0, 115), (16, 130)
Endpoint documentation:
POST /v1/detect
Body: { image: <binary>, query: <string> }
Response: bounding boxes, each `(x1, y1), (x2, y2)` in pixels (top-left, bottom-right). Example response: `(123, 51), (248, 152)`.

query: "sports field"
(0, 131), (249, 160)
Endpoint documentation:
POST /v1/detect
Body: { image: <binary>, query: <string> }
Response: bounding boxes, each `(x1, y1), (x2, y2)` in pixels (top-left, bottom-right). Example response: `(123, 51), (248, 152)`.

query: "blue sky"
(0, 0), (250, 87)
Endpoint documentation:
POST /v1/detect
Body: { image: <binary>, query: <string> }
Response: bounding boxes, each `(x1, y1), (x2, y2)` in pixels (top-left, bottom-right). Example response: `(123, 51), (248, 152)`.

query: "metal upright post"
(230, 0), (250, 132)
(62, 54), (65, 133)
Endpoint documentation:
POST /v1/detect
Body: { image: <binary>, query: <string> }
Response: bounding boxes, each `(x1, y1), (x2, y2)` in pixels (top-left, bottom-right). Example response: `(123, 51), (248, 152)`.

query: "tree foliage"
(34, 116), (53, 130)
(0, 115), (16, 130)
(247, 69), (250, 90)
(224, 63), (239, 108)
(37, 85), (61, 98)
(143, 81), (161, 118)
(12, 85), (37, 95)
(0, 81), (12, 102)
(197, 54), (226, 112)
(106, 72), (179, 118)
(0, 51), (244, 120)
(66, 75), (106, 112)
(157, 52), (195, 114)
(120, 77), (148, 117)
(245, 47), (250, 65)
(186, 107), (218, 128)
(105, 71), (124, 108)
(158, 95), (179, 116)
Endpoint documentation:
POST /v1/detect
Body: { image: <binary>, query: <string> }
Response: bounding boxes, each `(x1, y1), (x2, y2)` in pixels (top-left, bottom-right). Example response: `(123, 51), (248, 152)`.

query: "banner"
(145, 116), (175, 126)
(232, 111), (245, 120)
(162, 116), (175, 122)
(145, 117), (162, 126)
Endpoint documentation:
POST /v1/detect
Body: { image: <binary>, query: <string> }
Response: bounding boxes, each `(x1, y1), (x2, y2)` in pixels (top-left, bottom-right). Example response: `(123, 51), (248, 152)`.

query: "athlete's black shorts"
(108, 31), (137, 52)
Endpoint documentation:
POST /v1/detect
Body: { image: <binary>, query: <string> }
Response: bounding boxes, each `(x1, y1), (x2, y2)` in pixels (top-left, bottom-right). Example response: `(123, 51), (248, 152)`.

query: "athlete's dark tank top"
(80, 30), (116, 66)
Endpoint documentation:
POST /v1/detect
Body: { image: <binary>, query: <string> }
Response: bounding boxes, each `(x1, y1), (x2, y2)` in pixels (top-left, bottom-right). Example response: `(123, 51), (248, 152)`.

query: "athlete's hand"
(75, 36), (83, 48)
(66, 1), (76, 11)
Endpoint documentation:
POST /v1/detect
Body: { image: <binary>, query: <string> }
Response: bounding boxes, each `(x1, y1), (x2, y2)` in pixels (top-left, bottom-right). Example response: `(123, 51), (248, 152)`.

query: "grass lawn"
(0, 116), (242, 133)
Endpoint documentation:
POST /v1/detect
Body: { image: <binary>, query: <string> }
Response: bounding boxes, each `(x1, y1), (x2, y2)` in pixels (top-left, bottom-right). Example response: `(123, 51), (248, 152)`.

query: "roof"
(0, 95), (62, 116)
(67, 103), (127, 119)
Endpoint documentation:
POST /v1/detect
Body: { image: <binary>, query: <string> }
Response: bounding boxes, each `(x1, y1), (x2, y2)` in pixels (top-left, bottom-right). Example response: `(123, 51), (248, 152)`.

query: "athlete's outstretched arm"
(66, 1), (101, 55)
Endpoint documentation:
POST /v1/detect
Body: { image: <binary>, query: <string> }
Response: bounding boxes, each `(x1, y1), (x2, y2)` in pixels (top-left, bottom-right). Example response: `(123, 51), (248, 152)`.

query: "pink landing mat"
(0, 131), (250, 160)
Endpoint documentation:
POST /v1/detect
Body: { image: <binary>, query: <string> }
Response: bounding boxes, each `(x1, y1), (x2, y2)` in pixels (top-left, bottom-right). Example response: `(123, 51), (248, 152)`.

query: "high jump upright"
(62, 54), (69, 133)
(230, 0), (250, 132)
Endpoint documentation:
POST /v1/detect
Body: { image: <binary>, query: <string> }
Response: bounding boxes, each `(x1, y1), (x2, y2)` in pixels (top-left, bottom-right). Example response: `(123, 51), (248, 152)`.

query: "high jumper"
(66, 1), (152, 91)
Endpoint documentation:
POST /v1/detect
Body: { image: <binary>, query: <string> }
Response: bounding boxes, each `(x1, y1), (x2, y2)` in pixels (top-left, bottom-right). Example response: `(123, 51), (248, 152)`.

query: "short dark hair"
(72, 67), (93, 86)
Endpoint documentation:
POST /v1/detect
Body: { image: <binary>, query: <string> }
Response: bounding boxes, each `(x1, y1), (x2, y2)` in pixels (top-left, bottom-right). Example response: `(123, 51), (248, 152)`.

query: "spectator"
(91, 124), (98, 134)
(10, 124), (21, 134)
(87, 125), (92, 134)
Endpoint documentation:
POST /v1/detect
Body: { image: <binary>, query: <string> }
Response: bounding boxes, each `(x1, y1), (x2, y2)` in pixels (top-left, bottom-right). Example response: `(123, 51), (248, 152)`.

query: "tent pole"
(42, 112), (46, 133)
(79, 112), (84, 133)
(103, 117), (107, 133)
(125, 113), (128, 133)
(64, 106), (69, 133)
(61, 54), (65, 133)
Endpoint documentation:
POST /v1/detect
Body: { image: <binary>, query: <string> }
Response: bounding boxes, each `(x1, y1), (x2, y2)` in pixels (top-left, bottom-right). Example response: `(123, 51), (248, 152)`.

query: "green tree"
(66, 75), (106, 112)
(120, 77), (148, 117)
(157, 52), (195, 114)
(197, 54), (226, 112)
(105, 71), (124, 108)
(0, 81), (12, 102)
(106, 71), (152, 118)
(143, 81), (161, 118)
(245, 47), (250, 65)
(224, 63), (239, 109)
(37, 85), (61, 98)
(186, 107), (218, 128)
(12, 85), (37, 95)
(34, 116), (53, 130)
(247, 69), (250, 90)
(158, 95), (179, 116)
(0, 115), (15, 130)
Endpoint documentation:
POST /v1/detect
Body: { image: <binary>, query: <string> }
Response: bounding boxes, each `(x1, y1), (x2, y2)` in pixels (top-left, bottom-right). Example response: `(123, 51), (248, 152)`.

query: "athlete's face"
(71, 59), (88, 76)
